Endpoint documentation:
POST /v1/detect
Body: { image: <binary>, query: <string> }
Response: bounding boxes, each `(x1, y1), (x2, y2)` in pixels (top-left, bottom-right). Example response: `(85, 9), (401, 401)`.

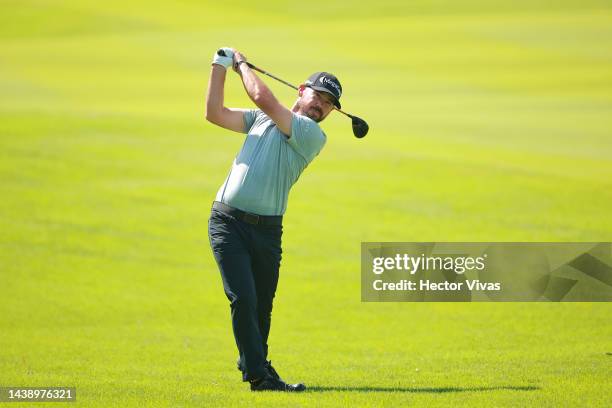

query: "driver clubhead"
(351, 116), (369, 138)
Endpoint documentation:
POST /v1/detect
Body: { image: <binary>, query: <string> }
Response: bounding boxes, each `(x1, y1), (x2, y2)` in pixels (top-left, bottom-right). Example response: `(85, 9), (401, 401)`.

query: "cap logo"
(319, 75), (341, 97)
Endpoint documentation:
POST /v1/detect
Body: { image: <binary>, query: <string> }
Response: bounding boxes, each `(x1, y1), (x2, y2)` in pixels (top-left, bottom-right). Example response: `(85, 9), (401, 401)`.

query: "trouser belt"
(212, 201), (283, 226)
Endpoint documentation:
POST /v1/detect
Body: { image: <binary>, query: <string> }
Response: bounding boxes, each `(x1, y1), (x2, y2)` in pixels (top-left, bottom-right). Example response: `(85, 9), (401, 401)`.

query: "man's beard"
(303, 106), (323, 122)
(298, 103), (325, 123)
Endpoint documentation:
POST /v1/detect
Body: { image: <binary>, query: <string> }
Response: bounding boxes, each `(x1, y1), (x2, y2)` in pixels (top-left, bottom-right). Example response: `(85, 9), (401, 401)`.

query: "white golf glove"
(212, 47), (234, 69)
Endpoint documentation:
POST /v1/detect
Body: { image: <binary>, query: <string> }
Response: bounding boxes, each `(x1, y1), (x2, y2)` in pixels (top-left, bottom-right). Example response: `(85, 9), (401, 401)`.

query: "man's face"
(297, 86), (335, 122)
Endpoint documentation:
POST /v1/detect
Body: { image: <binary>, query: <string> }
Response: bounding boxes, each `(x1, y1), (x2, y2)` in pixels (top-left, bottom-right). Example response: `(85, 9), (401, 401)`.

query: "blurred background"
(1, 1), (611, 406)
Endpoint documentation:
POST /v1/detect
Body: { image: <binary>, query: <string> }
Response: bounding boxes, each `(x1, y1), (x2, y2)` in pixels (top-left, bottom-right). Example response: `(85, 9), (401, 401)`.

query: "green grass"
(1, 1), (611, 406)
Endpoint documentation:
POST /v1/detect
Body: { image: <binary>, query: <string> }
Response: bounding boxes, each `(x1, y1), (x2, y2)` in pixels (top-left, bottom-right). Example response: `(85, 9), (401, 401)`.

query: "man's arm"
(233, 51), (293, 136)
(205, 55), (248, 133)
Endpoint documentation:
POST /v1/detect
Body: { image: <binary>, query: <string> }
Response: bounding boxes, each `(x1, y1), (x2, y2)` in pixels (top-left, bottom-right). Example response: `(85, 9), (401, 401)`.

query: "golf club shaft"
(246, 62), (351, 117)
(246, 62), (298, 91)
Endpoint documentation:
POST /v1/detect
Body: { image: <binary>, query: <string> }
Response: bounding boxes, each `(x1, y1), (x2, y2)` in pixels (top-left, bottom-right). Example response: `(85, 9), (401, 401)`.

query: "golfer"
(205, 47), (342, 392)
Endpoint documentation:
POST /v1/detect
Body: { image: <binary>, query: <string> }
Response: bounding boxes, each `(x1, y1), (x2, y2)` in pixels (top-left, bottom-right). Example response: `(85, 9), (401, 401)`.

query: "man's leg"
(250, 223), (283, 361)
(208, 209), (268, 382)
(247, 223), (306, 391)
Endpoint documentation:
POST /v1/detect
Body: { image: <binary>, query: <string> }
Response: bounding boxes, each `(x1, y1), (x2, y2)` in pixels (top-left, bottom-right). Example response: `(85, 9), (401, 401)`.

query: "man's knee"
(228, 292), (257, 313)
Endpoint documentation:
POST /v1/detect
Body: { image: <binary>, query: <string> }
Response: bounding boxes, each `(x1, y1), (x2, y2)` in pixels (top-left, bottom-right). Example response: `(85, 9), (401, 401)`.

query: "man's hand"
(232, 51), (248, 73)
(212, 47), (234, 70)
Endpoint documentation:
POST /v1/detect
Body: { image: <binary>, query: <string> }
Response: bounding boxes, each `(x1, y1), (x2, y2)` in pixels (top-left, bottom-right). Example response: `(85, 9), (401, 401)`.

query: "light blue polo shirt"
(215, 109), (327, 216)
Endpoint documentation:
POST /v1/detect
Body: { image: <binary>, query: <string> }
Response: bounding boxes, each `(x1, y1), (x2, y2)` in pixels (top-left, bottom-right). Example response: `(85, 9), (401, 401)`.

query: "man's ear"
(298, 84), (306, 97)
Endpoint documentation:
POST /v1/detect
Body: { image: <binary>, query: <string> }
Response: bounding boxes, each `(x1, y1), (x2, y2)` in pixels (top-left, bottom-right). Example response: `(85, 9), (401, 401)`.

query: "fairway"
(1, 1), (611, 406)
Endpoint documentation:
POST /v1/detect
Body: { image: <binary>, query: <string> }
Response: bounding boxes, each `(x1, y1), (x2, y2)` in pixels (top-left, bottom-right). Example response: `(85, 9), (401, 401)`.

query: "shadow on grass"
(307, 385), (540, 393)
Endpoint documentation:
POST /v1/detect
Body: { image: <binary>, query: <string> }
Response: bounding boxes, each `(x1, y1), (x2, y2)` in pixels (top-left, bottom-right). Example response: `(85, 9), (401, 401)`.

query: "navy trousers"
(208, 207), (283, 381)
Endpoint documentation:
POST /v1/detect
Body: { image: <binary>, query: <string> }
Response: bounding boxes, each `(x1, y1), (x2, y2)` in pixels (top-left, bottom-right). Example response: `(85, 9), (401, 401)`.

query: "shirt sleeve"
(242, 109), (261, 133)
(286, 113), (327, 162)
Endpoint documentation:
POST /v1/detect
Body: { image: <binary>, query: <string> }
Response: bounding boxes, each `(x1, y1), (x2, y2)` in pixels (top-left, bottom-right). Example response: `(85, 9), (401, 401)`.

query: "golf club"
(216, 49), (369, 138)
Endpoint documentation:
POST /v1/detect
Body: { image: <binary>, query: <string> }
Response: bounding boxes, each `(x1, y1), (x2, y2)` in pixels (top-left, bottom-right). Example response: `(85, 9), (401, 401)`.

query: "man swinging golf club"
(205, 47), (342, 392)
